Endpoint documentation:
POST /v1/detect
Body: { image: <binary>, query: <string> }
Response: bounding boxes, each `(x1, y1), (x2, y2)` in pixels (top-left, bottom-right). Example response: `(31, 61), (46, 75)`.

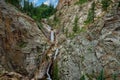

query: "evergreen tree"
(5, 0), (21, 7)
(5, 0), (56, 21)
(73, 16), (79, 33)
(84, 2), (95, 24)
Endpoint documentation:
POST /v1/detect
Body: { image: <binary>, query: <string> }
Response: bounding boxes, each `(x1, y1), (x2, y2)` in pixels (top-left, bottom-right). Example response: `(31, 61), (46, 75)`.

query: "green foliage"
(17, 41), (28, 48)
(53, 14), (60, 26)
(79, 0), (88, 4)
(80, 71), (118, 80)
(35, 4), (56, 20)
(78, 27), (86, 33)
(118, 1), (120, 7)
(37, 21), (43, 29)
(68, 33), (75, 39)
(101, 0), (111, 11)
(52, 61), (59, 80)
(112, 74), (117, 80)
(5, 0), (56, 21)
(75, 0), (88, 5)
(21, 2), (56, 21)
(84, 2), (95, 24)
(5, 0), (20, 7)
(80, 75), (85, 80)
(69, 27), (86, 39)
(47, 14), (60, 28)
(97, 69), (105, 80)
(73, 16), (79, 33)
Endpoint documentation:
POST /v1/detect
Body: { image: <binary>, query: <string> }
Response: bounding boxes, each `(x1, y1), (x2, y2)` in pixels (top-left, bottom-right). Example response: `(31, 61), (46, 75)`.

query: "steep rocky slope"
(56, 0), (120, 80)
(0, 0), (48, 79)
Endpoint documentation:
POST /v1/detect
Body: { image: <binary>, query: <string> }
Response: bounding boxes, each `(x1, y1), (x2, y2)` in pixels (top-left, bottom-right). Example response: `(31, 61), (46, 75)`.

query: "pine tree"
(84, 2), (95, 24)
(5, 0), (21, 8)
(73, 16), (79, 33)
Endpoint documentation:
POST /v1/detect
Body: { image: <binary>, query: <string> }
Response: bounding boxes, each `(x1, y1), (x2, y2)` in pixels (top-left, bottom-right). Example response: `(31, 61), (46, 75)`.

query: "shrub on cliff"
(52, 61), (59, 80)
(101, 0), (111, 11)
(73, 16), (79, 33)
(84, 2), (95, 24)
(5, 0), (20, 7)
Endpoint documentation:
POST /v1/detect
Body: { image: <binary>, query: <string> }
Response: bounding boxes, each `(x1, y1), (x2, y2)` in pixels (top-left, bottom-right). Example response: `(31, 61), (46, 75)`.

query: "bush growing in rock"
(52, 61), (59, 80)
(73, 16), (79, 33)
(101, 0), (111, 11)
(5, 0), (20, 7)
(97, 69), (105, 80)
(84, 2), (95, 24)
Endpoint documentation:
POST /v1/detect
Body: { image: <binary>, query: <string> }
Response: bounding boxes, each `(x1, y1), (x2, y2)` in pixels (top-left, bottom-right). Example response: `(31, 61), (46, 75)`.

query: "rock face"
(57, 0), (120, 80)
(57, 0), (78, 10)
(0, 0), (46, 77)
(56, 0), (93, 34)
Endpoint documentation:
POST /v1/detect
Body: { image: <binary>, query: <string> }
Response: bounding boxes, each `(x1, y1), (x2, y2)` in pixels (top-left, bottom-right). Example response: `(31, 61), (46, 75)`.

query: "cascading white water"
(54, 48), (59, 60)
(34, 24), (61, 80)
(46, 27), (54, 80)
(47, 25), (51, 32)
(46, 26), (59, 80)
(50, 30), (54, 43)
(46, 63), (52, 80)
(46, 48), (59, 80)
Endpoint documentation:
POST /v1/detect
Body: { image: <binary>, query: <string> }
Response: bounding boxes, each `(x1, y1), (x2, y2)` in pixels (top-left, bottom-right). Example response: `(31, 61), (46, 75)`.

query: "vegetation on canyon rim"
(5, 0), (56, 21)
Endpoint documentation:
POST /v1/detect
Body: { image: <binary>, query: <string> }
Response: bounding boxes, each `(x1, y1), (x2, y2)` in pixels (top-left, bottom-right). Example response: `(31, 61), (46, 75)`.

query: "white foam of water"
(46, 63), (52, 80)
(50, 31), (54, 43)
(54, 48), (59, 60)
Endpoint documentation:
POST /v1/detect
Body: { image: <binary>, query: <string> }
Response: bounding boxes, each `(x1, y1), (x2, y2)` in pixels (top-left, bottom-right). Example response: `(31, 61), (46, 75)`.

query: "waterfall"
(33, 24), (61, 79)
(46, 48), (59, 80)
(50, 30), (54, 43)
(46, 63), (52, 80)
(54, 48), (59, 60)
(47, 25), (51, 32)
(46, 26), (59, 80)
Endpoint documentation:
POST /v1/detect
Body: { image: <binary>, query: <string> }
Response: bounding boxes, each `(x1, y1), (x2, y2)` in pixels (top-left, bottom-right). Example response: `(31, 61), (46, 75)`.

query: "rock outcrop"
(57, 0), (78, 10)
(0, 0), (47, 78)
(56, 0), (120, 80)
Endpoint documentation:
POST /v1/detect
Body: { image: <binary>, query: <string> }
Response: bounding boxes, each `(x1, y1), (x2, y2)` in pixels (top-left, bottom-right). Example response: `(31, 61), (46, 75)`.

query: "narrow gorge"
(0, 0), (120, 80)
